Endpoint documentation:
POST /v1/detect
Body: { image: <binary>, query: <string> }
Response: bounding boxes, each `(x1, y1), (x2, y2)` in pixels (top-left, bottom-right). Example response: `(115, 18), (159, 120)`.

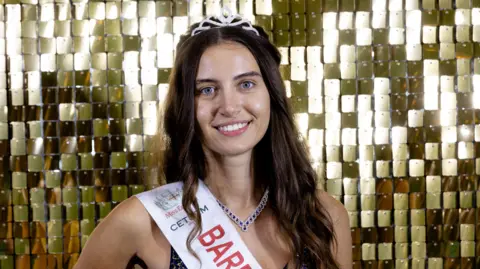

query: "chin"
(210, 144), (255, 157)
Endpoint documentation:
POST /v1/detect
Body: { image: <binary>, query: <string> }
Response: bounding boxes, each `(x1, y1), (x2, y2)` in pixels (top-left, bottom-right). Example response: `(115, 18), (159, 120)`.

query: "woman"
(74, 8), (352, 269)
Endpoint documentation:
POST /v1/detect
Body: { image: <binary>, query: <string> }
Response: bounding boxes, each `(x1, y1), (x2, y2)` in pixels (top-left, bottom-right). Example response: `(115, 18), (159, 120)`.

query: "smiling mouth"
(214, 121), (252, 136)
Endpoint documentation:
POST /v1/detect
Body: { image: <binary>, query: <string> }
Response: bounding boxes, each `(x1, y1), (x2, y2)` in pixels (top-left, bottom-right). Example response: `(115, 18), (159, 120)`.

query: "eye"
(200, 87), (215, 95)
(240, 81), (255, 89)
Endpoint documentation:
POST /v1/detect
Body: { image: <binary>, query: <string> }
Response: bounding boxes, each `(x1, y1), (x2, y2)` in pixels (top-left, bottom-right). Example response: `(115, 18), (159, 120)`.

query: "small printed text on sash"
(169, 205), (209, 231)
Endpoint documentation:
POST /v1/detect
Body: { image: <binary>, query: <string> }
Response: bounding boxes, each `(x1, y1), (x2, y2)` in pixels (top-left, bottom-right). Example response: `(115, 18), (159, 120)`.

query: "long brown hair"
(157, 18), (340, 269)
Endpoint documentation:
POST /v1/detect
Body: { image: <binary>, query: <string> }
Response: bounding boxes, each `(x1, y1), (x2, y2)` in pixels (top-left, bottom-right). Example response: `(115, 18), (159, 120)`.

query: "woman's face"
(194, 41), (270, 157)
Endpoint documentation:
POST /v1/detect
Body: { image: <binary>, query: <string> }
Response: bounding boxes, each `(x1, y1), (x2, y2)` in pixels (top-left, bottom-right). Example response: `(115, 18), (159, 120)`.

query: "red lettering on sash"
(217, 251), (245, 269)
(199, 225), (225, 247)
(199, 225), (252, 268)
(206, 241), (233, 263)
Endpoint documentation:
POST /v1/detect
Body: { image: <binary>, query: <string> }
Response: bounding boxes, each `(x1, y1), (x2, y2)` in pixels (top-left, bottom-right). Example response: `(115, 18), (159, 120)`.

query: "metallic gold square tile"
(456, 25), (471, 42)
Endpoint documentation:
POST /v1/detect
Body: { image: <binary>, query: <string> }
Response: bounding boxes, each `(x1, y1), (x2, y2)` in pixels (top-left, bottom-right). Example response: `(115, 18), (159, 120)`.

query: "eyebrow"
(195, 71), (261, 84)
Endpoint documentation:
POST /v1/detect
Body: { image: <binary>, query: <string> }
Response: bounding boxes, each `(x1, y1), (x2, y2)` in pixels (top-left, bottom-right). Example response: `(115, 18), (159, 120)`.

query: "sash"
(135, 181), (262, 269)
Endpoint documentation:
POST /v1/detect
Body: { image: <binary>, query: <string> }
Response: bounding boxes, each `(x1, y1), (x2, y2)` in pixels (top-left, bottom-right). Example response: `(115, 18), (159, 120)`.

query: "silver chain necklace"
(215, 189), (269, 232)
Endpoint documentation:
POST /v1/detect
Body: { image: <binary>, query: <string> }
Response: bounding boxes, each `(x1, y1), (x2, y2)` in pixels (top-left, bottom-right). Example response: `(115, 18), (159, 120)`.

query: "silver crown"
(191, 7), (259, 36)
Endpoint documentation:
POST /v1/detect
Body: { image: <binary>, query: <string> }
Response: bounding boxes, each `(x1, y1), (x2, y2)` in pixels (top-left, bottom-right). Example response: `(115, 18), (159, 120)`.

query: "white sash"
(135, 181), (262, 269)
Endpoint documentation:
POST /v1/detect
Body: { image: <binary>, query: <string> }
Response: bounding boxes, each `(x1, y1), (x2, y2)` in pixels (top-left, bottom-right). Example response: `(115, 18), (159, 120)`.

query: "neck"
(203, 151), (261, 212)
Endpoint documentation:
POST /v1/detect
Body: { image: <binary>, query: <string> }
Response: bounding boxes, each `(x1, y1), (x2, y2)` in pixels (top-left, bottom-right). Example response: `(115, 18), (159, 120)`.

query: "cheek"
(251, 94), (270, 118)
(195, 103), (211, 126)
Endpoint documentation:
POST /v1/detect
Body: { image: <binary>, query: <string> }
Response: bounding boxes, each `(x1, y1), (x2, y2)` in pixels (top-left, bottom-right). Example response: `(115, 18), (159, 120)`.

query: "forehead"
(196, 42), (260, 78)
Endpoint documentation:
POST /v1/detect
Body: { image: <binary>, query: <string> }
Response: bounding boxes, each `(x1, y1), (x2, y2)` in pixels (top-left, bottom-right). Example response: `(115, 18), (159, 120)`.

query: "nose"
(218, 87), (240, 117)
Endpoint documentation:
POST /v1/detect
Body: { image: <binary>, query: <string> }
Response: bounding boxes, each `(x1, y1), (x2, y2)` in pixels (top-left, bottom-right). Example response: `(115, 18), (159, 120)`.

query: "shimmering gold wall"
(0, 0), (479, 268)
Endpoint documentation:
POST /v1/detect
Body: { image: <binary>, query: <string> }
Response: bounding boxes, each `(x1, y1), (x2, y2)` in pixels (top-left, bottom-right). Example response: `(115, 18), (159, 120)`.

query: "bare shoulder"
(111, 195), (153, 229)
(91, 195), (153, 238)
(316, 189), (349, 224)
(316, 189), (352, 269)
(73, 196), (158, 269)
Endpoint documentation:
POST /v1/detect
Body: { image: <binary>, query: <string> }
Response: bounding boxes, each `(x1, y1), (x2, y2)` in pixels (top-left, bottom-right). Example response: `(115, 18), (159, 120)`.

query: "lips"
(214, 120), (251, 129)
(214, 121), (251, 137)
(217, 122), (248, 132)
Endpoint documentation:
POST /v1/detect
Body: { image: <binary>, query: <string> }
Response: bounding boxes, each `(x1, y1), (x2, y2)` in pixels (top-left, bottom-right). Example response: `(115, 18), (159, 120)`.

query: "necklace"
(215, 189), (269, 232)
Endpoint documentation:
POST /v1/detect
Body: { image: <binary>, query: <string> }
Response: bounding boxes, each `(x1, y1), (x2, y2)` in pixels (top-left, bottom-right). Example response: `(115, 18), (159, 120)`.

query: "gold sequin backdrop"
(1, 0), (480, 268)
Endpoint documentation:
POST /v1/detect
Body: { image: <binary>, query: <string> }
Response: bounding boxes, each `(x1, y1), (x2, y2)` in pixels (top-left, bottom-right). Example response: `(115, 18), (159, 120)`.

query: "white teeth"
(218, 122), (248, 132)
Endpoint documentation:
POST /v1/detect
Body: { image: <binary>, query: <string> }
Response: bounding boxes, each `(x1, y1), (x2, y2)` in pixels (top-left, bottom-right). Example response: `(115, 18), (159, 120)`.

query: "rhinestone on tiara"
(191, 7), (259, 36)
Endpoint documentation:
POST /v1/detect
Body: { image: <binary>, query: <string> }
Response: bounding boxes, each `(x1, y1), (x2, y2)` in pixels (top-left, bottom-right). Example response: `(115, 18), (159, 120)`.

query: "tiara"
(191, 7), (259, 36)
